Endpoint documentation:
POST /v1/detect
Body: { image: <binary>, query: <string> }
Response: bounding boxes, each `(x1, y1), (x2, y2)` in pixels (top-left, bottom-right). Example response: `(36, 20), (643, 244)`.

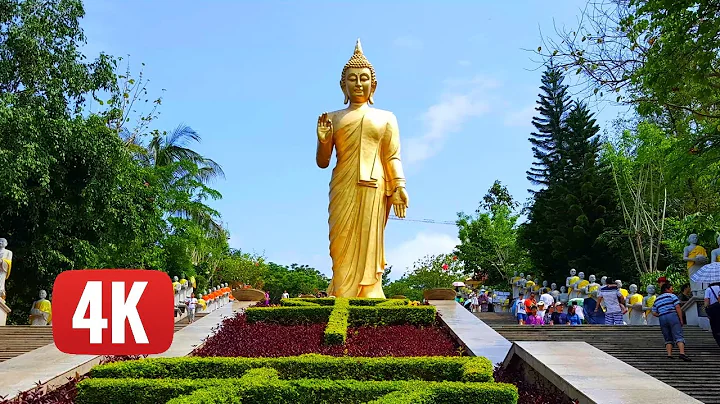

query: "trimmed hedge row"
(324, 298), (350, 344)
(376, 299), (410, 307)
(348, 306), (436, 326)
(89, 355), (494, 383)
(278, 298), (321, 307)
(245, 302), (436, 327)
(244, 306), (333, 324)
(78, 370), (518, 404)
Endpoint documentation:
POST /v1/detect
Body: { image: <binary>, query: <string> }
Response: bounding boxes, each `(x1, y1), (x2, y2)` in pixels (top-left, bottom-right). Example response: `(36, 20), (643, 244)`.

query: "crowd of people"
(455, 289), (492, 313)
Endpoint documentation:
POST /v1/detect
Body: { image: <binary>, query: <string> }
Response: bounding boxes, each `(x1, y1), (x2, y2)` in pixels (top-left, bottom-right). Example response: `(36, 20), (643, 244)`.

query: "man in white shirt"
(281, 290), (290, 300)
(540, 288), (555, 309)
(186, 293), (198, 323)
(516, 292), (527, 324)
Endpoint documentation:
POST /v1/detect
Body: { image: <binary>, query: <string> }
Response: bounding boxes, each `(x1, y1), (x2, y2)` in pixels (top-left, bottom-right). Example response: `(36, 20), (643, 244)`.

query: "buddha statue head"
(514, 271), (518, 277)
(38, 290), (47, 300)
(717, 235), (720, 247)
(173, 276), (179, 282)
(542, 280), (548, 287)
(519, 273), (525, 278)
(341, 39), (376, 105)
(579, 272), (585, 280)
(615, 279), (623, 288)
(570, 268), (576, 276)
(601, 276), (608, 286)
(527, 275), (533, 282)
(688, 233), (698, 244)
(561, 286), (566, 293)
(589, 274), (596, 283)
(551, 282), (557, 291)
(629, 284), (638, 294)
(647, 285), (656, 295)
(0, 238), (6, 250)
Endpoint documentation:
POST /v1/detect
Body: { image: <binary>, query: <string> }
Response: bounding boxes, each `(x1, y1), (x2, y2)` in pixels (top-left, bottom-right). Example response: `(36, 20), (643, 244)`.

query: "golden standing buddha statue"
(316, 39), (409, 298)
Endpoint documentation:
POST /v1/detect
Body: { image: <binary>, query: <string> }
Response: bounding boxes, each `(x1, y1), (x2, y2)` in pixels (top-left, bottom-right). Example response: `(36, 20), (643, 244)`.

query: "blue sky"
(80, 1), (624, 280)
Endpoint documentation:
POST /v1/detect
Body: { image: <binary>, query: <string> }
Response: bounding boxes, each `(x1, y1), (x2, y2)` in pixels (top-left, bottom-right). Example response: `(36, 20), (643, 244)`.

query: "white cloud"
(392, 36), (423, 50)
(457, 60), (472, 67)
(405, 76), (498, 164)
(385, 232), (460, 280)
(504, 105), (537, 128)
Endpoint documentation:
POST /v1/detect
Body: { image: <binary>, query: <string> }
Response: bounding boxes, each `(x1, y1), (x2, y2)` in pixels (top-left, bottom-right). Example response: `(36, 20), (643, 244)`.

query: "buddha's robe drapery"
(29, 299), (52, 325)
(688, 245), (707, 269)
(567, 276), (579, 295)
(628, 293), (645, 325)
(317, 108), (405, 298)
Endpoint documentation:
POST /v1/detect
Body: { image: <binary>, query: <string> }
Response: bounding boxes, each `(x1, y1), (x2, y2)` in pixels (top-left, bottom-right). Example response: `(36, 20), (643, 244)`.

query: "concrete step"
(478, 312), (720, 404)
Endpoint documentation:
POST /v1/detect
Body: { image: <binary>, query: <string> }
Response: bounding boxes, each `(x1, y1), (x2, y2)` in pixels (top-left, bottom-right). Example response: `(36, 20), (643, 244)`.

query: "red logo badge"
(52, 269), (174, 355)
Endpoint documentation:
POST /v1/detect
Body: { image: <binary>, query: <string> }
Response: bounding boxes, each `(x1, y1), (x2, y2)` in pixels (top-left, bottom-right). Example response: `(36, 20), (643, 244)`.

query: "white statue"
(583, 275), (599, 297)
(684, 234), (708, 297)
(711, 235), (720, 265)
(600, 276), (608, 288)
(559, 286), (569, 304)
(510, 271), (521, 298)
(515, 273), (527, 298)
(29, 290), (52, 325)
(565, 268), (579, 297)
(574, 272), (589, 299)
(627, 284), (645, 325)
(0, 238), (13, 301)
(642, 285), (659, 325)
(550, 283), (560, 302)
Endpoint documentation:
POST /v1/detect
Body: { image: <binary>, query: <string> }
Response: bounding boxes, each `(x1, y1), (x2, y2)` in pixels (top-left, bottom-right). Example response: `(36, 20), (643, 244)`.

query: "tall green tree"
(383, 254), (464, 302)
(526, 65), (572, 189)
(455, 181), (528, 286)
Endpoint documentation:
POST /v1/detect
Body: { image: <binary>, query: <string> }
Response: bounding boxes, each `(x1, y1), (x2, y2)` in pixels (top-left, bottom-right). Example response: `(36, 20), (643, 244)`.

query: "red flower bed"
(192, 313), (462, 357)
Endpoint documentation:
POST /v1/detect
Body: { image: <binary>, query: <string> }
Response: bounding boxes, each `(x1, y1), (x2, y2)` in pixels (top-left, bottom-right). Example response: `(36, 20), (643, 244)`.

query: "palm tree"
(145, 124), (226, 236)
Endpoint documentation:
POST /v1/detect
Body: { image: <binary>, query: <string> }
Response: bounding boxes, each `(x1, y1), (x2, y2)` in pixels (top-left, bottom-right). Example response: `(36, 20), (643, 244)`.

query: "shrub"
(77, 377), (518, 404)
(279, 298), (321, 307)
(348, 306), (436, 326)
(80, 359), (514, 404)
(346, 325), (461, 357)
(324, 298), (350, 345)
(245, 306), (333, 324)
(90, 355), (493, 382)
(376, 299), (410, 307)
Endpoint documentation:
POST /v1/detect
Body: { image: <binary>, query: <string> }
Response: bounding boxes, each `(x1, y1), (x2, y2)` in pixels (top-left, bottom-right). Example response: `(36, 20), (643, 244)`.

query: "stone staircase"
(0, 313), (209, 364)
(476, 312), (720, 404)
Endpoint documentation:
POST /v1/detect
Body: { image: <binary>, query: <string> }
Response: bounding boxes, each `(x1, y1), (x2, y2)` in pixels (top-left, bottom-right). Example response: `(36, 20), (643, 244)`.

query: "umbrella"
(452, 281), (465, 287)
(690, 262), (720, 283)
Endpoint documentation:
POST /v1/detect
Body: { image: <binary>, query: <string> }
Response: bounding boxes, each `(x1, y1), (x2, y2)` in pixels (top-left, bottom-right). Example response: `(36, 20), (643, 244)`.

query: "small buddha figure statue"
(575, 272), (589, 299)
(616, 279), (630, 323)
(0, 238), (13, 301)
(600, 276), (608, 288)
(627, 284), (645, 325)
(541, 280), (548, 292)
(550, 283), (560, 302)
(711, 235), (720, 264)
(643, 285), (659, 325)
(524, 275), (536, 296)
(684, 233), (708, 297)
(515, 273), (527, 298)
(511, 271), (521, 298)
(172, 276), (181, 292)
(29, 290), (52, 325)
(559, 286), (569, 304)
(566, 268), (579, 297)
(583, 275), (599, 296)
(317, 39), (409, 298)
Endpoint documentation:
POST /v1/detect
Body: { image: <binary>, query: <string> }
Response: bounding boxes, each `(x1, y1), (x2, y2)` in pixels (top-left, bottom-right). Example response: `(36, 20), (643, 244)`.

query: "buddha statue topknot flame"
(316, 39), (409, 298)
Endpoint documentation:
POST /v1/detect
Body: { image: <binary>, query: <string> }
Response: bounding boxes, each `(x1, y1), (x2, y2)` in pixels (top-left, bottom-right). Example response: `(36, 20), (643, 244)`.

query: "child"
(568, 305), (582, 326)
(526, 305), (545, 325)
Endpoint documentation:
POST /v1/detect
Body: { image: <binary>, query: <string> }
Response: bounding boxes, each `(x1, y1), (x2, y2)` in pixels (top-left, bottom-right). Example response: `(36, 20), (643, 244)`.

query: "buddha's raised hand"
(317, 112), (333, 142)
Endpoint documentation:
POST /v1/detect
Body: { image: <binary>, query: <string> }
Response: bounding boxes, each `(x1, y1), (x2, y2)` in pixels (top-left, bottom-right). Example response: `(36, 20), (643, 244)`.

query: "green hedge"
(245, 306), (333, 324)
(89, 355), (494, 383)
(348, 306), (436, 326)
(376, 299), (410, 307)
(325, 298), (350, 345)
(278, 298), (321, 307)
(78, 375), (517, 404)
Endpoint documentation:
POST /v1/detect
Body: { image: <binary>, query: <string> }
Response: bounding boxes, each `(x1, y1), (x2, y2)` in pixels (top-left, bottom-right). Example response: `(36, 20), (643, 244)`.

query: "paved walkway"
(504, 341), (703, 404)
(0, 300), (247, 400)
(430, 300), (512, 364)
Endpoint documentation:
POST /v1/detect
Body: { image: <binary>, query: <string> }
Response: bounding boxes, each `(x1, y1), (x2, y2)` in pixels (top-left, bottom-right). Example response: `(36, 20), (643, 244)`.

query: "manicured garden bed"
(191, 312), (463, 357)
(76, 355), (518, 404)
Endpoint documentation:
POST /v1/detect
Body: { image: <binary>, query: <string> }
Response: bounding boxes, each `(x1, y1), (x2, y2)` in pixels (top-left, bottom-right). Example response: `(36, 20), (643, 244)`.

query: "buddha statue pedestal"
(0, 298), (10, 326)
(682, 297), (711, 330)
